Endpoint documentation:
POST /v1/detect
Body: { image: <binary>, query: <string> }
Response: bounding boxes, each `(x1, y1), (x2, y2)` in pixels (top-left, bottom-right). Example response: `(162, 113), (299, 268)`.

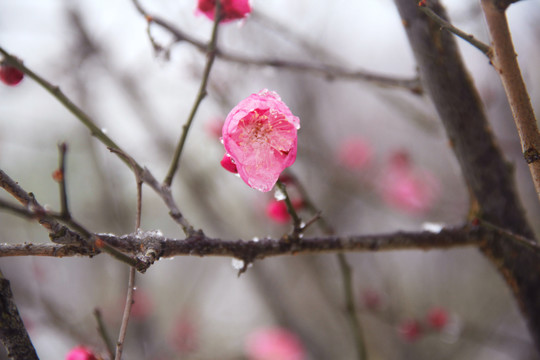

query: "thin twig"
(163, 0), (222, 187)
(0, 46), (133, 170)
(284, 173), (367, 359)
(93, 308), (115, 359)
(337, 253), (367, 360)
(480, 0), (540, 201)
(56, 143), (70, 218)
(275, 181), (303, 238)
(418, 4), (491, 56)
(115, 266), (136, 360)
(131, 0), (421, 94)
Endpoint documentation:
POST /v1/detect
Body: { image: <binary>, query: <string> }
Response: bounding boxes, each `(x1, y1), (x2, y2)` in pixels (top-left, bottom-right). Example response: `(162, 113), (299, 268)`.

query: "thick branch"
(0, 268), (39, 360)
(395, 0), (539, 350)
(0, 225), (506, 260)
(481, 0), (540, 201)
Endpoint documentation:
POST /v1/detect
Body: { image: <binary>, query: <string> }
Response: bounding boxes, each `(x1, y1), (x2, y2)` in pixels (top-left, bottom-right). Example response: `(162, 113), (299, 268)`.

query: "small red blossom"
(426, 307), (449, 330)
(52, 169), (64, 182)
(360, 289), (381, 311)
(266, 199), (303, 224)
(221, 154), (238, 173)
(65, 346), (97, 360)
(398, 319), (423, 342)
(0, 64), (24, 86)
(245, 327), (306, 360)
(337, 137), (373, 171)
(197, 0), (251, 23)
(222, 89), (300, 192)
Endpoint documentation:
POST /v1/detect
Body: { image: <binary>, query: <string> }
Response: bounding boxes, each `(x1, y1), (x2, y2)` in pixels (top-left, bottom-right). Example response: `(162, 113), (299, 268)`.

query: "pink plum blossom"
(222, 89), (300, 192)
(245, 327), (306, 360)
(65, 346), (97, 360)
(379, 151), (439, 215)
(221, 154), (238, 173)
(196, 0), (251, 23)
(337, 137), (373, 171)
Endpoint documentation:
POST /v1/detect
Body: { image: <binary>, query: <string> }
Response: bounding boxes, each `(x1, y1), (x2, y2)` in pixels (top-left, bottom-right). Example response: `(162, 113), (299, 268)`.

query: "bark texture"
(395, 0), (540, 351)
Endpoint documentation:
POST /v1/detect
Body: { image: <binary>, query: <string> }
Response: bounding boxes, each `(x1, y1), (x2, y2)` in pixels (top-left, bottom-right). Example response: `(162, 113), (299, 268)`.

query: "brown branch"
(163, 0), (222, 187)
(131, 0), (421, 93)
(395, 0), (540, 351)
(480, 0), (540, 201)
(0, 268), (39, 360)
(418, 5), (491, 56)
(0, 45), (194, 236)
(0, 225), (501, 260)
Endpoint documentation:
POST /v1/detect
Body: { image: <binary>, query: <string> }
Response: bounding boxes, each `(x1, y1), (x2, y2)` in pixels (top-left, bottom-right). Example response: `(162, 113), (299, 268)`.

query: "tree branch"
(480, 0), (540, 201)
(131, 0), (422, 94)
(395, 0), (540, 351)
(0, 268), (39, 360)
(0, 225), (508, 260)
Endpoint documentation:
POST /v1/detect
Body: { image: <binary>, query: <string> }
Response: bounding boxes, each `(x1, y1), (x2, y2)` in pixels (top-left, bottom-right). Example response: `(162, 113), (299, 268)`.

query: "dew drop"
(101, 128), (108, 134)
(252, 237), (259, 242)
(274, 187), (286, 201)
(422, 222), (445, 233)
(231, 258), (244, 270)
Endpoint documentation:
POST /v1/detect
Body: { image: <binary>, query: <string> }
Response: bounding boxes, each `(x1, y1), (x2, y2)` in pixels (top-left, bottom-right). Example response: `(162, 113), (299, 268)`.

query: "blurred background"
(1, 0), (540, 359)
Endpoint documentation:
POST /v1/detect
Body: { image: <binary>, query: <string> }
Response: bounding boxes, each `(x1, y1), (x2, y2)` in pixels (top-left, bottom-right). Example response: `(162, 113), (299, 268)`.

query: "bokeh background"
(1, 0), (540, 359)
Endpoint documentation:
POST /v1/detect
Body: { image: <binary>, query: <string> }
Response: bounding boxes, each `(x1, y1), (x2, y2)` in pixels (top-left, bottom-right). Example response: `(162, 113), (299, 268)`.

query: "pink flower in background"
(266, 199), (303, 224)
(426, 307), (449, 330)
(360, 288), (381, 311)
(197, 0), (251, 23)
(170, 312), (198, 353)
(65, 346), (97, 360)
(0, 64), (24, 86)
(222, 89), (300, 192)
(379, 150), (439, 214)
(337, 137), (373, 171)
(130, 290), (154, 320)
(246, 327), (306, 360)
(205, 117), (225, 139)
(398, 319), (423, 342)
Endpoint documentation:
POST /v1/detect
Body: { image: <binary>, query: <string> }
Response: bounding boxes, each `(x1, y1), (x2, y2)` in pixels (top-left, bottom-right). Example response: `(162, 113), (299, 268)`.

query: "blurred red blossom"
(379, 150), (439, 214)
(169, 312), (198, 353)
(337, 137), (373, 171)
(360, 288), (382, 311)
(196, 0), (251, 23)
(130, 290), (154, 320)
(205, 117), (225, 139)
(245, 327), (306, 360)
(65, 346), (97, 360)
(222, 89), (300, 192)
(0, 64), (24, 86)
(266, 199), (303, 224)
(398, 319), (423, 342)
(426, 307), (449, 330)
